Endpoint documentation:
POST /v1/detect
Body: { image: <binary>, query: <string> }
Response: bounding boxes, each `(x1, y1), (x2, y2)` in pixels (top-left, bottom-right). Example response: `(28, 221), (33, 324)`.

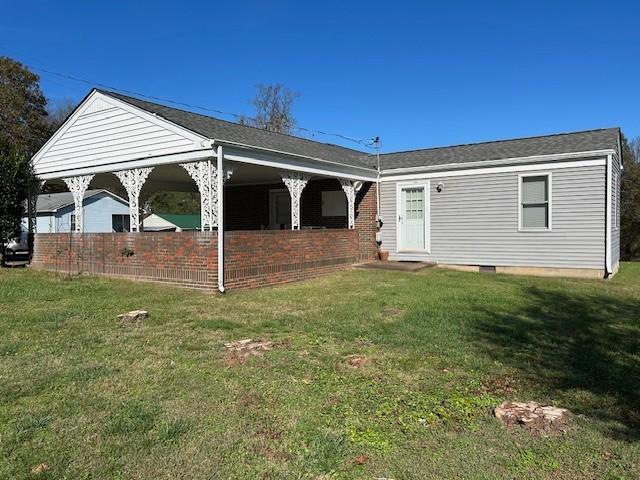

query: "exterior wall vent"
(479, 266), (497, 273)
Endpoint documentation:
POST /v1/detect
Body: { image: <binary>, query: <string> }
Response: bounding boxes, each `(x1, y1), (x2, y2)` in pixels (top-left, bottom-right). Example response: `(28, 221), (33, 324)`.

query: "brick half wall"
(224, 229), (359, 289)
(32, 229), (363, 291)
(32, 232), (219, 289)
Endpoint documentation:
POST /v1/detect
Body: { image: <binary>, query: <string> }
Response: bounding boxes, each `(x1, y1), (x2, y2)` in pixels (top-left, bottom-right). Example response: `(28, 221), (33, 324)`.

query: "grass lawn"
(1, 264), (639, 479)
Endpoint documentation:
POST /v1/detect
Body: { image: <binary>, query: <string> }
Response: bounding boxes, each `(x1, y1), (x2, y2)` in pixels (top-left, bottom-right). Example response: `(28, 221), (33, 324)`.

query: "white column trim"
(281, 171), (311, 230)
(114, 167), (153, 232)
(339, 179), (356, 229)
(63, 175), (94, 232)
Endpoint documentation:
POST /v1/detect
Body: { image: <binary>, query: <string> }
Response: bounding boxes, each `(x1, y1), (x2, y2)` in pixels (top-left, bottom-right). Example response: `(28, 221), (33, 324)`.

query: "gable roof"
(97, 90), (374, 169)
(36, 189), (128, 213)
(378, 128), (621, 171)
(153, 213), (201, 230)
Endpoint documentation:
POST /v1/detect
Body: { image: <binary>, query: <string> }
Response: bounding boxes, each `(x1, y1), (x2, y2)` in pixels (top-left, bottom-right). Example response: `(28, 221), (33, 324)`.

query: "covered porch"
(30, 89), (379, 291)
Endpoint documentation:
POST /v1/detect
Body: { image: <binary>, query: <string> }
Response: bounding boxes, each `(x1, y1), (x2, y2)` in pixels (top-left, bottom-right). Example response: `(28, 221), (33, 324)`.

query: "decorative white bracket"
(181, 161), (233, 230)
(281, 171), (311, 230)
(63, 175), (94, 232)
(339, 179), (356, 229)
(115, 168), (154, 232)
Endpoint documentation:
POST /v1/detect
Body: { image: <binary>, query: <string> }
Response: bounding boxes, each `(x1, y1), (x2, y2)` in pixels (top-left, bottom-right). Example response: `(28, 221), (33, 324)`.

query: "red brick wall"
(32, 228), (363, 291)
(355, 182), (379, 260)
(31, 180), (379, 290)
(32, 232), (219, 289)
(224, 229), (359, 289)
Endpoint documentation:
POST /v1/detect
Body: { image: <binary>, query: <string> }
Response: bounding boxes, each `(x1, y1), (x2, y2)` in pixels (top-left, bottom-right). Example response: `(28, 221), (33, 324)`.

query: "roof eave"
(379, 148), (617, 176)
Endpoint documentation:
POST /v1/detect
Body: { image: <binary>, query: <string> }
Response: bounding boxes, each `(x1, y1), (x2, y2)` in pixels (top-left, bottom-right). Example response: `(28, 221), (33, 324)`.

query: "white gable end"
(33, 91), (209, 177)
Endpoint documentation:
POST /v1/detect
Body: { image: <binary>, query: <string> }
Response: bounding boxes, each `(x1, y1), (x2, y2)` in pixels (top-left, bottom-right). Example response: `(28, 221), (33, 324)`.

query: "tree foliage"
(144, 192), (201, 216)
(0, 57), (50, 155)
(46, 97), (78, 130)
(621, 135), (640, 260)
(241, 83), (298, 134)
(0, 146), (33, 247)
(0, 57), (51, 256)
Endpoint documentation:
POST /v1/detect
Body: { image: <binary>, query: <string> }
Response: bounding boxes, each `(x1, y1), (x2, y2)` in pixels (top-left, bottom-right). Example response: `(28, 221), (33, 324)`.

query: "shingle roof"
(155, 214), (201, 230)
(35, 190), (126, 212)
(98, 90), (620, 173)
(378, 128), (621, 170)
(98, 90), (373, 169)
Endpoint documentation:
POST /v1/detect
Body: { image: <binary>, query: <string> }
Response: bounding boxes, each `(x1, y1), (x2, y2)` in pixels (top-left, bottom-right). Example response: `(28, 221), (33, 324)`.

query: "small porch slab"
(354, 261), (436, 272)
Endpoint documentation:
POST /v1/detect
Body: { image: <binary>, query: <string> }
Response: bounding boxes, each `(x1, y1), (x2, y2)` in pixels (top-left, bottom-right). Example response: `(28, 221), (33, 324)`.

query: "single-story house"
(28, 88), (622, 290)
(143, 213), (201, 232)
(28, 189), (130, 233)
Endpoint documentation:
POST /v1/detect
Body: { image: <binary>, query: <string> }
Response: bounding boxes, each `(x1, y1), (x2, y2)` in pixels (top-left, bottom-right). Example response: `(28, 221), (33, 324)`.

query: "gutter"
(605, 154), (613, 277)
(216, 143), (225, 293)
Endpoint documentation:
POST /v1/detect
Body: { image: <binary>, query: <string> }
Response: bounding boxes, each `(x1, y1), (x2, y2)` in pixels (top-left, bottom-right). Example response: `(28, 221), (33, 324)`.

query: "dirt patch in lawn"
(345, 354), (369, 369)
(224, 339), (273, 366)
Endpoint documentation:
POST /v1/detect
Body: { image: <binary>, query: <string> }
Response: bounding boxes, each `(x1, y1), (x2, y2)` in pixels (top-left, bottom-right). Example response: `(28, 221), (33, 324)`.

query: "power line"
(29, 64), (378, 149)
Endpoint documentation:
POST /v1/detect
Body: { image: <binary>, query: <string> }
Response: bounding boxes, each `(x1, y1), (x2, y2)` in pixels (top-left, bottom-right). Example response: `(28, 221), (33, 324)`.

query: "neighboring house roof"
(97, 90), (374, 169)
(152, 213), (201, 230)
(378, 128), (621, 170)
(35, 189), (128, 213)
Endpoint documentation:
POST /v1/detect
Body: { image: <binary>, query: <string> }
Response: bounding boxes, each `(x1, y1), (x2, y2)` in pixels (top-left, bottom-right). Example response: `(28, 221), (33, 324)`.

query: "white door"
(399, 185), (426, 251)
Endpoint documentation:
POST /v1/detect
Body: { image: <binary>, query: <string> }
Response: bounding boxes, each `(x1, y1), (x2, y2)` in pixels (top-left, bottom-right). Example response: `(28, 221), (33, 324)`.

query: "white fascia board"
(37, 148), (214, 180)
(32, 90), (210, 168)
(380, 158), (607, 182)
(220, 143), (378, 182)
(380, 149), (616, 177)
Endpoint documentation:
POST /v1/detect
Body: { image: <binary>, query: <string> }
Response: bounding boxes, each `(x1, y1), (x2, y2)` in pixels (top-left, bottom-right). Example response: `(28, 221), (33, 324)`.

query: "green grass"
(1, 264), (639, 479)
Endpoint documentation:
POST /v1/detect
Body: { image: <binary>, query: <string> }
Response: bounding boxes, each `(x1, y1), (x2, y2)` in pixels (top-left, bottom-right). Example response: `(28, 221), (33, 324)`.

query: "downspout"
(217, 144), (225, 293)
(605, 153), (612, 277)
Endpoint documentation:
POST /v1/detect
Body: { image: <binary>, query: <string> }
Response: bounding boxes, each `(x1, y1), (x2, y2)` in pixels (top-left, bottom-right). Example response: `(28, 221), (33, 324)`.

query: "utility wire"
(29, 64), (378, 149)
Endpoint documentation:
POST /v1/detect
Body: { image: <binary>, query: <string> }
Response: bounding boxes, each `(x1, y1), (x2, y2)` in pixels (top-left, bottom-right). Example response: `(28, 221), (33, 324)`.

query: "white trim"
(518, 172), (552, 232)
(37, 148), (214, 180)
(381, 158), (606, 182)
(605, 154), (613, 275)
(32, 90), (208, 169)
(222, 147), (377, 182)
(381, 149), (616, 176)
(396, 181), (430, 253)
(214, 139), (376, 175)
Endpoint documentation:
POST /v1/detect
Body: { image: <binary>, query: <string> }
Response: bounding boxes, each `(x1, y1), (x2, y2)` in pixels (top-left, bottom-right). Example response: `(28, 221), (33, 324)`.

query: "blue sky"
(2, 0), (639, 153)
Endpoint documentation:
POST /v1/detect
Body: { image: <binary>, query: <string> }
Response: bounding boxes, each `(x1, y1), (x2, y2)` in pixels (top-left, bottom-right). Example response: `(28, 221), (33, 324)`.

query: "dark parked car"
(3, 230), (30, 261)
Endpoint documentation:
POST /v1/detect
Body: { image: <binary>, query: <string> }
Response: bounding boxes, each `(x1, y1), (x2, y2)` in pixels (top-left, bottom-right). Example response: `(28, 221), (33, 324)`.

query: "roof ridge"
(380, 127), (620, 157)
(96, 89), (368, 156)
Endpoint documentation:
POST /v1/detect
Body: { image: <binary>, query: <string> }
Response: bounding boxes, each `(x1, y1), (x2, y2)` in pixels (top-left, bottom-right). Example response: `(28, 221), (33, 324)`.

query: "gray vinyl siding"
(611, 156), (621, 268)
(379, 164), (606, 269)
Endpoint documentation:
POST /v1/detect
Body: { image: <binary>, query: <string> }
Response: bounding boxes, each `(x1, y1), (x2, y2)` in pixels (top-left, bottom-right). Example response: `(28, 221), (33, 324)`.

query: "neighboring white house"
(32, 190), (130, 233)
(142, 213), (201, 232)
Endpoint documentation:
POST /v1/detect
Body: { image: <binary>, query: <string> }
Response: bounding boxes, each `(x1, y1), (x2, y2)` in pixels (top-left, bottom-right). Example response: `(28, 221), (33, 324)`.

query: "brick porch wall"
(32, 232), (219, 289)
(31, 181), (379, 290)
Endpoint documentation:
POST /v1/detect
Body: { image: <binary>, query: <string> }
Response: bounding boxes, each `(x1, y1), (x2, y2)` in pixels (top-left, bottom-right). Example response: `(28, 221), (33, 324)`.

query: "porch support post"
(339, 179), (356, 229)
(114, 168), (153, 232)
(181, 160), (233, 231)
(63, 175), (94, 232)
(281, 171), (311, 230)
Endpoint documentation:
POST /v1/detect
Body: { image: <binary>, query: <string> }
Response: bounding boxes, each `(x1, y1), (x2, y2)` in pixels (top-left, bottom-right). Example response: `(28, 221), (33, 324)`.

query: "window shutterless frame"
(518, 172), (552, 231)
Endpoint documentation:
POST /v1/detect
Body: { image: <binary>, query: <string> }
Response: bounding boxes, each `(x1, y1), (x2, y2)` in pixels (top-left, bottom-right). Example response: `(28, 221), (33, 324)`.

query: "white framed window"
(70, 214), (76, 232)
(112, 214), (130, 233)
(519, 173), (551, 231)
